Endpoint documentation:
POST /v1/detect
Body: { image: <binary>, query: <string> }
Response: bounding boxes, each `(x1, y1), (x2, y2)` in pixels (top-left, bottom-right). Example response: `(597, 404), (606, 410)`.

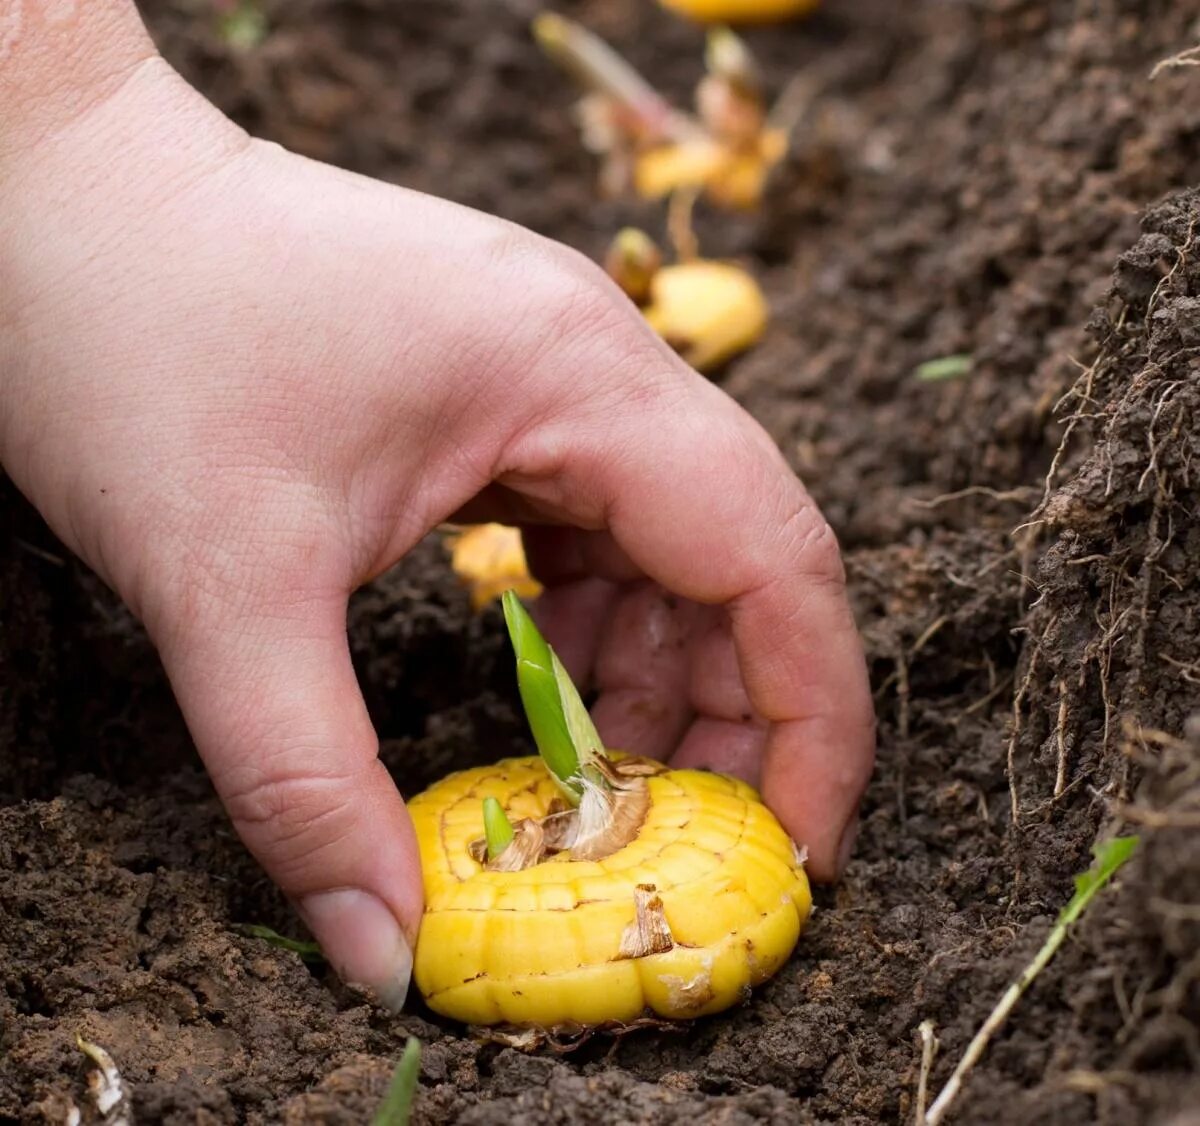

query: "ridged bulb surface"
(410, 755), (811, 1027)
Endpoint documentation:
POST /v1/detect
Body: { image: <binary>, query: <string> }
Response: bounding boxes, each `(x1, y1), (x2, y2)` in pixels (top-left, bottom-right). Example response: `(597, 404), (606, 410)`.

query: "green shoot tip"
(483, 797), (516, 860)
(532, 12), (568, 50)
(915, 354), (973, 382)
(501, 591), (581, 798)
(501, 591), (607, 802)
(372, 1036), (421, 1126)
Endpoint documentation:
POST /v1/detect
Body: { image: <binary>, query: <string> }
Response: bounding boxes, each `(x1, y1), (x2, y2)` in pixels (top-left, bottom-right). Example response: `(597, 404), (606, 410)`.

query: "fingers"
(629, 422), (873, 881)
(672, 718), (767, 786)
(589, 582), (703, 760)
(534, 575), (769, 782)
(727, 517), (875, 879)
(503, 367), (875, 881)
(522, 528), (639, 681)
(633, 414), (873, 879)
(684, 614), (754, 724)
(154, 576), (421, 1011)
(670, 616), (767, 782)
(530, 576), (617, 684)
(522, 526), (642, 586)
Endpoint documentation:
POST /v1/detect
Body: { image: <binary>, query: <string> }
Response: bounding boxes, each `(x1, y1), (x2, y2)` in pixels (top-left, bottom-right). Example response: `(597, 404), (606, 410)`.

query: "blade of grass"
(236, 924), (324, 963)
(372, 1037), (421, 1126)
(216, 0), (268, 51)
(915, 354), (973, 382)
(923, 836), (1139, 1125)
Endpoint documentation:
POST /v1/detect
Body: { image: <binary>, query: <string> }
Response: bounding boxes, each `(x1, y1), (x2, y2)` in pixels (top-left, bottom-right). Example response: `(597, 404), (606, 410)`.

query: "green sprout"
(215, 0), (268, 51)
(923, 836), (1139, 1125)
(372, 1036), (421, 1126)
(236, 924), (324, 963)
(482, 796), (515, 860)
(915, 353), (974, 383)
(501, 590), (606, 803)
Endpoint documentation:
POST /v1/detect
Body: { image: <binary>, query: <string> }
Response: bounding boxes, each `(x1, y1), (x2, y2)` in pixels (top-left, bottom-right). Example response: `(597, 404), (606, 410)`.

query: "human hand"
(0, 31), (873, 1008)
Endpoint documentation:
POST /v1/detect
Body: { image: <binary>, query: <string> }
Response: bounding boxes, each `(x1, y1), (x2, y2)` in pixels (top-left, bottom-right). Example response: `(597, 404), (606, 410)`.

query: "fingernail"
(835, 814), (860, 878)
(297, 889), (412, 1013)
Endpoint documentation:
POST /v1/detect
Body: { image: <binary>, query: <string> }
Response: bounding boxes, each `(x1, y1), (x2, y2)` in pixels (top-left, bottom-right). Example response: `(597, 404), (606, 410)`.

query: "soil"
(4, 0), (1200, 1122)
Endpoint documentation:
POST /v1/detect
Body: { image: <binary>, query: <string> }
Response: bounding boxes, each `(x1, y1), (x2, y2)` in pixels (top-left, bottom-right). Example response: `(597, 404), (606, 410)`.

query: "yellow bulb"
(635, 138), (729, 200)
(410, 755), (811, 1027)
(642, 260), (769, 372)
(656, 0), (820, 24)
(446, 523), (542, 611)
(634, 128), (788, 211)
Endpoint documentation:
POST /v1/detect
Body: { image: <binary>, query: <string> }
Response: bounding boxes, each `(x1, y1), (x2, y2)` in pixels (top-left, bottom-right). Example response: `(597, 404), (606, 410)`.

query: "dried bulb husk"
(696, 74), (766, 147)
(562, 775), (653, 861)
(617, 884), (675, 958)
(466, 756), (665, 871)
(468, 817), (547, 872)
(699, 30), (765, 146)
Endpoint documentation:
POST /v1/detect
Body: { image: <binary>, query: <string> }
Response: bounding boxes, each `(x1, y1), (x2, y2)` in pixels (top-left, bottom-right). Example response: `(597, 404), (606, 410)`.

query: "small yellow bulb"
(642, 260), (769, 372)
(656, 0), (820, 24)
(447, 524), (542, 611)
(634, 128), (787, 211)
(604, 227), (665, 304)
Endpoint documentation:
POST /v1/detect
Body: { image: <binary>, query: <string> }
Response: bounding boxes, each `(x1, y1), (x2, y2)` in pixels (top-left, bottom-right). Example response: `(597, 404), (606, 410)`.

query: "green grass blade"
(236, 924), (324, 963)
(1060, 835), (1139, 927)
(924, 834), (1139, 1126)
(217, 1), (268, 50)
(482, 797), (515, 860)
(372, 1037), (421, 1126)
(915, 354), (973, 382)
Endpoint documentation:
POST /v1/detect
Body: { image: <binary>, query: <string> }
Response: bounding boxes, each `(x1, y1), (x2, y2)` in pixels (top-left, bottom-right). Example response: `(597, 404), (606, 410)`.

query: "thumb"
(155, 583), (421, 1011)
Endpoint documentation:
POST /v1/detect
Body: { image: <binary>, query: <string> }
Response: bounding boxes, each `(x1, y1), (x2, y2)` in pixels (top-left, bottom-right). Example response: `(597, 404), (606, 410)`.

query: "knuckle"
(786, 505), (846, 589)
(509, 238), (617, 339)
(486, 228), (675, 390)
(796, 506), (844, 578)
(703, 415), (847, 596)
(740, 494), (845, 606)
(221, 762), (361, 885)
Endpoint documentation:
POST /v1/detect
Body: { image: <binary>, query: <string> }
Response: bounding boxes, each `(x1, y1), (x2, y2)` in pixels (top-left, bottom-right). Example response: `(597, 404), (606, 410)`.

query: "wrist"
(0, 10), (249, 497)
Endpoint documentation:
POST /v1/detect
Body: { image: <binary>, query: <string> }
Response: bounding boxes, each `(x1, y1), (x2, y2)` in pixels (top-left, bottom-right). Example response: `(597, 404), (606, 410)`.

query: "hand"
(0, 47), (873, 1007)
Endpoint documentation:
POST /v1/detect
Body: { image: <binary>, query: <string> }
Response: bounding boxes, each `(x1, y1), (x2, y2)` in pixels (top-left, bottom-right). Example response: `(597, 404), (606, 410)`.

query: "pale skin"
(0, 2), (874, 1008)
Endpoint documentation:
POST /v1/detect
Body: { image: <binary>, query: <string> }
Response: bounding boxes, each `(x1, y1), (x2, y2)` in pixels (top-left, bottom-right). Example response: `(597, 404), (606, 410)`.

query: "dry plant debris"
(66, 1037), (130, 1126)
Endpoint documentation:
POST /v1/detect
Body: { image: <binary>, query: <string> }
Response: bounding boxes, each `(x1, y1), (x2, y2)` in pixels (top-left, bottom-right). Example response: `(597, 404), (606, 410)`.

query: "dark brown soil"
(4, 0), (1200, 1122)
